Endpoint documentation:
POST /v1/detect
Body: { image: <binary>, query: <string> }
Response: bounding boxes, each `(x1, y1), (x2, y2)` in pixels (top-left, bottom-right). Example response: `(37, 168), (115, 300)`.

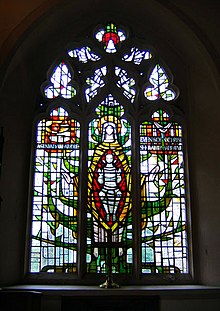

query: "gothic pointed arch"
(29, 21), (191, 283)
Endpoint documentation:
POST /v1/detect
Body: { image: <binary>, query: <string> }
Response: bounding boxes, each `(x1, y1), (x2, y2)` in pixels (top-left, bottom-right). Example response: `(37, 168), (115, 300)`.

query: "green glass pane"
(140, 109), (188, 274)
(30, 107), (80, 273)
(87, 94), (132, 274)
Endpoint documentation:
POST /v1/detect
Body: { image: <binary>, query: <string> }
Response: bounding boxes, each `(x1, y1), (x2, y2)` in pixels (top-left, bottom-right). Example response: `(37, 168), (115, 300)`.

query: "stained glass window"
(85, 66), (107, 103)
(29, 21), (190, 283)
(95, 22), (126, 53)
(144, 64), (177, 101)
(140, 110), (188, 273)
(43, 62), (77, 99)
(87, 95), (132, 274)
(31, 107), (80, 273)
(115, 67), (136, 102)
(68, 46), (100, 63)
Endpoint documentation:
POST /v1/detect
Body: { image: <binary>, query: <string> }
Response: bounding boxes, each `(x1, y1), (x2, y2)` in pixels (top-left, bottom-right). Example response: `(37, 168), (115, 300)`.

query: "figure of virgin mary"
(88, 117), (132, 256)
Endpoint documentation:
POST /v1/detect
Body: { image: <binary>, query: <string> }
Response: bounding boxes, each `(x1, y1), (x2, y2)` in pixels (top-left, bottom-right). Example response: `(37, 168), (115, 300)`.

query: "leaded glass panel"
(29, 21), (191, 282)
(140, 110), (188, 273)
(30, 107), (80, 273)
(87, 95), (132, 274)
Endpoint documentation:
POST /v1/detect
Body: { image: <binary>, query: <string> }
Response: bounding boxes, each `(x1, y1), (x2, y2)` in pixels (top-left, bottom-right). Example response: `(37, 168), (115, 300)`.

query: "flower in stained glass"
(95, 22), (126, 53)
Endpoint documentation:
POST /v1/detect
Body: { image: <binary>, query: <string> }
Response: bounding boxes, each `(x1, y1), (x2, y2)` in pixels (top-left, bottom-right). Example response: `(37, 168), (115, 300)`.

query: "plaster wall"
(0, 0), (220, 288)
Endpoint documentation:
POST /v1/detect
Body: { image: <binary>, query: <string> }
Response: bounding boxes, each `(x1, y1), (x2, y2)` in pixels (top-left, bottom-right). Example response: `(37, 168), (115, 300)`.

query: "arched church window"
(29, 21), (191, 283)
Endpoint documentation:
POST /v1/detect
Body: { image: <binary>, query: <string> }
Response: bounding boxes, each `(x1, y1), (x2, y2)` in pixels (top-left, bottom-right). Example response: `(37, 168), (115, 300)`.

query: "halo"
(97, 116), (121, 134)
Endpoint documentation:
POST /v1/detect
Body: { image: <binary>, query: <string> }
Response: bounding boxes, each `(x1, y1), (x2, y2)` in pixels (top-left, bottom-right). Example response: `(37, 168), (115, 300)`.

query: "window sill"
(2, 284), (220, 298)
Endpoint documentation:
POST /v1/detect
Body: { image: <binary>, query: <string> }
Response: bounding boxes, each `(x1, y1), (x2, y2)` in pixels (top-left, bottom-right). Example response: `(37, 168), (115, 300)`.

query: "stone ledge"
(2, 285), (220, 297)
